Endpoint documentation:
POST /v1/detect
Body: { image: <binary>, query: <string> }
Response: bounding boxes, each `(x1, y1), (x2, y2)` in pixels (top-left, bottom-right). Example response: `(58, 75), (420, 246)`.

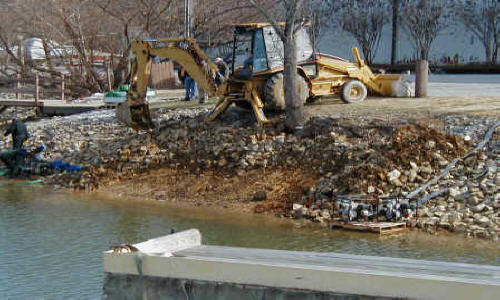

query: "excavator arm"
(117, 38), (226, 130)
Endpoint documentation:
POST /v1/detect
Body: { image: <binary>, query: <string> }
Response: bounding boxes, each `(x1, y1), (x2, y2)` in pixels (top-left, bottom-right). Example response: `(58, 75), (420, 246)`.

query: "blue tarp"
(50, 160), (83, 172)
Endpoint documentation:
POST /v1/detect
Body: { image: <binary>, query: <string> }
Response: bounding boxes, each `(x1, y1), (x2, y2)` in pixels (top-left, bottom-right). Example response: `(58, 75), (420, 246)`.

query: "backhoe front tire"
(340, 80), (367, 104)
(264, 73), (309, 111)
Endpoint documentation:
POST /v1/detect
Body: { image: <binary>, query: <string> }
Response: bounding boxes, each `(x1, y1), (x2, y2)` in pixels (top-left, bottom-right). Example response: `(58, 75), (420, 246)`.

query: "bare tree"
(57, 1), (108, 92)
(0, 1), (97, 96)
(248, 0), (308, 130)
(305, 0), (330, 52)
(95, 0), (178, 88)
(455, 0), (499, 63)
(191, 0), (261, 47)
(401, 0), (452, 97)
(334, 0), (390, 65)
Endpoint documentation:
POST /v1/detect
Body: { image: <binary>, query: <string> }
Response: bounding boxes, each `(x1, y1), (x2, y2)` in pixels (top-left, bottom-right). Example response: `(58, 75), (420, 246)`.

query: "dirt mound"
(391, 124), (469, 168)
(330, 124), (470, 195)
(98, 168), (318, 213)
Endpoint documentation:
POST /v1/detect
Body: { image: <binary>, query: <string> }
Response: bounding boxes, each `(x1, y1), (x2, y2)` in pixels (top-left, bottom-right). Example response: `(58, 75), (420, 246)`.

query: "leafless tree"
(0, 0), (127, 96)
(56, 1), (108, 92)
(454, 0), (499, 63)
(248, 0), (309, 130)
(95, 0), (179, 87)
(0, 1), (93, 96)
(191, 0), (261, 47)
(333, 0), (390, 64)
(305, 0), (330, 52)
(401, 0), (453, 97)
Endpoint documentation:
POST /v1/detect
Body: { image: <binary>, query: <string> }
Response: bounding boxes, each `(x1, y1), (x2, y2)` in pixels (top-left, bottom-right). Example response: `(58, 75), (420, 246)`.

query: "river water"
(1, 183), (499, 299)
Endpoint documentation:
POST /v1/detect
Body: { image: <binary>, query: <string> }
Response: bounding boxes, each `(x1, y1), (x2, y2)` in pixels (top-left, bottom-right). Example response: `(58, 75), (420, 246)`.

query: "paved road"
(408, 74), (500, 97)
(427, 82), (500, 97)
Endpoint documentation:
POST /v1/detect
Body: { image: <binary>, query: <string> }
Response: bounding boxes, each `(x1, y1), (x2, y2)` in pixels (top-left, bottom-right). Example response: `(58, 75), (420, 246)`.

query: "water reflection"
(111, 212), (150, 244)
(0, 184), (499, 299)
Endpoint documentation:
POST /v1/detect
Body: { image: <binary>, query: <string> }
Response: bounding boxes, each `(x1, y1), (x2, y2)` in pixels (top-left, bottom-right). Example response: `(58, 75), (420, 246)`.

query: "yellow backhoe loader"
(117, 23), (411, 130)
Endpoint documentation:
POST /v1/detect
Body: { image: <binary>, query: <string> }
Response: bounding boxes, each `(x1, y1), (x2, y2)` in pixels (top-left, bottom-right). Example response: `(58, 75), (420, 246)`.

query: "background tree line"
(0, 0), (272, 96)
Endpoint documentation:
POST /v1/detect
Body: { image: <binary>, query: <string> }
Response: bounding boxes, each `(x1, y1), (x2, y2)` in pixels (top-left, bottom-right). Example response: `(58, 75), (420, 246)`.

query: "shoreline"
(84, 185), (500, 246)
(1, 96), (499, 241)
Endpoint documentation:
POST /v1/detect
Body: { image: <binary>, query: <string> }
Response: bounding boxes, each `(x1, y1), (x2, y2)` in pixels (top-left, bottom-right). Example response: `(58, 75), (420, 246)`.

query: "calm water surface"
(1, 183), (499, 299)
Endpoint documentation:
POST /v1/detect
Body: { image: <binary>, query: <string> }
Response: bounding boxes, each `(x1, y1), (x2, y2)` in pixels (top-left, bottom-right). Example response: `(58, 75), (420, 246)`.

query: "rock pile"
(410, 132), (499, 239)
(1, 105), (497, 239)
(0, 107), (37, 127)
(292, 118), (499, 240)
(0, 108), (208, 188)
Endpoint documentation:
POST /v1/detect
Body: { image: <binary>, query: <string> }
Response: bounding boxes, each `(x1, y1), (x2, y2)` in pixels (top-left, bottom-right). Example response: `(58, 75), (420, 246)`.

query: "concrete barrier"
(103, 229), (500, 300)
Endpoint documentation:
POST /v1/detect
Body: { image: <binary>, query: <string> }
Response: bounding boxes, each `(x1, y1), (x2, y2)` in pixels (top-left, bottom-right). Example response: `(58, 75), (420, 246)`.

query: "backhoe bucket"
(372, 74), (412, 97)
(116, 101), (154, 130)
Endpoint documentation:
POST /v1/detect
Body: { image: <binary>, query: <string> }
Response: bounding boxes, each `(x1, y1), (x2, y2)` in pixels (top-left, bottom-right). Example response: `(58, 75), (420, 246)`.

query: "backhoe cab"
(117, 23), (410, 130)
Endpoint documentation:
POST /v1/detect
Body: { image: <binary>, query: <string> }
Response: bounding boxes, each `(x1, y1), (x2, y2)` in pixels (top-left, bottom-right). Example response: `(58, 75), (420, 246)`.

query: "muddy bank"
(1, 104), (498, 240)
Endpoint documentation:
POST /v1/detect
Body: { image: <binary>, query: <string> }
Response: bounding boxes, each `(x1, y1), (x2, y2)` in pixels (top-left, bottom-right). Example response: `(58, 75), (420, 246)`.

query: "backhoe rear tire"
(340, 80), (367, 104)
(264, 73), (309, 111)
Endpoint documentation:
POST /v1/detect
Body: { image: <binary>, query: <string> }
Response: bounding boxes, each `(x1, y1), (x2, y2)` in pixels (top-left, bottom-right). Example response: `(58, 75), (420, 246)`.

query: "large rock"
(448, 212), (463, 224)
(252, 191), (267, 202)
(475, 216), (491, 227)
(467, 195), (481, 205)
(420, 165), (433, 174)
(471, 203), (485, 213)
(448, 187), (461, 198)
(452, 222), (468, 233)
(387, 169), (401, 181)
(425, 140), (436, 149)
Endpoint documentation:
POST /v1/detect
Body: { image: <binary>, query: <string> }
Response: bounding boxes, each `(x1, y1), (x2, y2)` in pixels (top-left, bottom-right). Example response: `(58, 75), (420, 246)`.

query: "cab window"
(233, 32), (252, 71)
(252, 29), (268, 72)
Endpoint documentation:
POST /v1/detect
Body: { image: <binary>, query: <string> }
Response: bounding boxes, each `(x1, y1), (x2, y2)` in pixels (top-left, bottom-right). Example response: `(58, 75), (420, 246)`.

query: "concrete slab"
(134, 229), (201, 255)
(0, 99), (107, 116)
(103, 230), (500, 300)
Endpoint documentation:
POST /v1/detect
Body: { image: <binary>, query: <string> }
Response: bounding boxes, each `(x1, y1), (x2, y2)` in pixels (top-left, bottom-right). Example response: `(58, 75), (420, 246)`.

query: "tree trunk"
(494, 26), (499, 64)
(283, 36), (306, 130)
(362, 44), (372, 65)
(485, 44), (492, 64)
(391, 0), (399, 66)
(415, 60), (428, 98)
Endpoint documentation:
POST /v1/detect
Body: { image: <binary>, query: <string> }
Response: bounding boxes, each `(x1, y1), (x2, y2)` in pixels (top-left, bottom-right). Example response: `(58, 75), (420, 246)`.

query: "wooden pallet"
(329, 221), (407, 235)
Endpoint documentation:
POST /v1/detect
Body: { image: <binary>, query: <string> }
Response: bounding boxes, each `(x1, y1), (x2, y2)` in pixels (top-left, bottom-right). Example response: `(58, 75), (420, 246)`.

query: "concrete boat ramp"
(103, 229), (500, 299)
(0, 99), (107, 116)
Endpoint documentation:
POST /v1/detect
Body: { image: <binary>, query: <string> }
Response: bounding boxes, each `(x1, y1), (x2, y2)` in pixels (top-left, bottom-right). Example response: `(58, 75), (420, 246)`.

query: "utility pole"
(184, 0), (191, 38)
(391, 0), (399, 66)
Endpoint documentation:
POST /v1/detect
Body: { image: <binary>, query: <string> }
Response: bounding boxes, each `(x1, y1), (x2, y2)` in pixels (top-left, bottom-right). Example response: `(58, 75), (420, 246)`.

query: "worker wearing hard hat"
(215, 57), (228, 85)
